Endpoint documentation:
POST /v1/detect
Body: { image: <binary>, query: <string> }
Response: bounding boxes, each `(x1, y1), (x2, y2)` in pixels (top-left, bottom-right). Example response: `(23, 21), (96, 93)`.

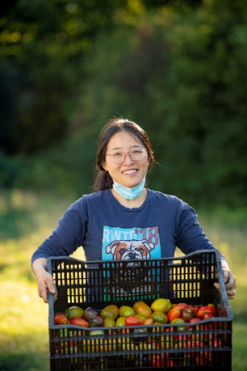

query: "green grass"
(0, 188), (246, 371)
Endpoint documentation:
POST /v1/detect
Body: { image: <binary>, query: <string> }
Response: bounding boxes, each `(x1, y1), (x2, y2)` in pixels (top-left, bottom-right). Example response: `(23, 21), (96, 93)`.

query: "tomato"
(167, 307), (181, 323)
(65, 306), (84, 320)
(187, 317), (201, 331)
(116, 316), (126, 327)
(197, 306), (216, 319)
(192, 305), (200, 315)
(170, 318), (187, 331)
(125, 316), (143, 326)
(151, 298), (172, 313)
(190, 317), (201, 324)
(135, 314), (146, 322)
(181, 308), (196, 323)
(175, 303), (189, 311)
(101, 304), (119, 320)
(133, 300), (152, 318)
(207, 303), (215, 308)
(54, 314), (69, 325)
(69, 317), (89, 327)
(151, 311), (168, 324)
(143, 318), (154, 325)
(119, 305), (135, 317)
(103, 317), (115, 327)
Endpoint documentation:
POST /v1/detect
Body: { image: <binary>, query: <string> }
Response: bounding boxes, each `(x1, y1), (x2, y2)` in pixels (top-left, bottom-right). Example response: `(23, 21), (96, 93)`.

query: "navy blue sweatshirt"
(31, 189), (223, 265)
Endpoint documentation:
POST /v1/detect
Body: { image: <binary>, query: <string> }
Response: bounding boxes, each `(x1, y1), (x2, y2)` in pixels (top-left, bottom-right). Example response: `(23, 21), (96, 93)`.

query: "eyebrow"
(109, 144), (143, 151)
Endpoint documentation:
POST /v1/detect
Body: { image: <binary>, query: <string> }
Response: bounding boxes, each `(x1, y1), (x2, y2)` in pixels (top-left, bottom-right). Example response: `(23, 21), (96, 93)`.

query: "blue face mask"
(112, 176), (146, 200)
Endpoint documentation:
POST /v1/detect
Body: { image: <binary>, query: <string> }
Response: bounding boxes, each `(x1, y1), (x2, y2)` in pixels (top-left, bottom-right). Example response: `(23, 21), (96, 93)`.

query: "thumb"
(214, 282), (220, 291)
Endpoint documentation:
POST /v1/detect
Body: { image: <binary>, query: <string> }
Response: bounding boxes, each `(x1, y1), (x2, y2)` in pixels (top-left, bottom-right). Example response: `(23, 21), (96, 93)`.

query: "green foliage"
(1, 0), (247, 207)
(74, 0), (247, 206)
(0, 0), (131, 155)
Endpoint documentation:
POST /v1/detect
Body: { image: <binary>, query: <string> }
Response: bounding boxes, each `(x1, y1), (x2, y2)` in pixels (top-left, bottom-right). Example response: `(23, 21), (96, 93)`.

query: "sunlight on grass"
(1, 189), (247, 371)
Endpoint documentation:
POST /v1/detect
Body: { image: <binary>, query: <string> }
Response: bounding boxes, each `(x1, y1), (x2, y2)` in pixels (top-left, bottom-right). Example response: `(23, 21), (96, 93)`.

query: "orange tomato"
(133, 301), (152, 318)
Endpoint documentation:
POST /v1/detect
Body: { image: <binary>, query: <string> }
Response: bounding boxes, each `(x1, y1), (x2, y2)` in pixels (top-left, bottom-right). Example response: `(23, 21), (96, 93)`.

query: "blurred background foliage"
(1, 2), (247, 371)
(0, 0), (247, 208)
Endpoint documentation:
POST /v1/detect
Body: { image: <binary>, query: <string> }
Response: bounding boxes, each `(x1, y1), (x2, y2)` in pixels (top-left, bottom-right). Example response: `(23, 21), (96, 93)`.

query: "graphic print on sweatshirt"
(102, 225), (162, 262)
(102, 226), (162, 299)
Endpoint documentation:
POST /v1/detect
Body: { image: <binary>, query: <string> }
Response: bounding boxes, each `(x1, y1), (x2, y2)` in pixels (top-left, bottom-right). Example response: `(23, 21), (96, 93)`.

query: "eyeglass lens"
(110, 149), (146, 163)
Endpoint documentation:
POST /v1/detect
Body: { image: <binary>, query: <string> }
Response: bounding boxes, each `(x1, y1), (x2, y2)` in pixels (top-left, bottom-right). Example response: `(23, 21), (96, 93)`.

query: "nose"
(123, 152), (134, 163)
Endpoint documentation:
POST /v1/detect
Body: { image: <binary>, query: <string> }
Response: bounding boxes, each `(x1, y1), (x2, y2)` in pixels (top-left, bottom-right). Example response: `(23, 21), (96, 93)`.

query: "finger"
(214, 282), (220, 291)
(51, 284), (58, 302)
(227, 289), (236, 300)
(46, 277), (56, 295)
(225, 274), (237, 290)
(38, 282), (48, 303)
(222, 269), (230, 284)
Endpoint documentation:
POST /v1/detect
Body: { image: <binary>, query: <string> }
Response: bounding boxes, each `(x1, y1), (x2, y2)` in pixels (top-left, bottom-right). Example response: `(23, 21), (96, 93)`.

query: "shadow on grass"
(0, 352), (49, 371)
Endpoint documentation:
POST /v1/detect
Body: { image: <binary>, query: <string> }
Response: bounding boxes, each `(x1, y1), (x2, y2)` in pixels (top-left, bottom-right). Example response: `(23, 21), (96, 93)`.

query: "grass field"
(0, 189), (246, 371)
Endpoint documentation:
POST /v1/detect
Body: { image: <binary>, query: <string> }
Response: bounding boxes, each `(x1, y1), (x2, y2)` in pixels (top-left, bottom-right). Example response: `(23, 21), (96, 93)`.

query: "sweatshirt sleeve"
(175, 201), (225, 260)
(31, 198), (88, 265)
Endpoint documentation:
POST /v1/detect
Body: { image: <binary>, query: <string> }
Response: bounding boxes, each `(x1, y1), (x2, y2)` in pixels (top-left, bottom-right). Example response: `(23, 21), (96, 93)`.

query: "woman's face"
(102, 131), (149, 188)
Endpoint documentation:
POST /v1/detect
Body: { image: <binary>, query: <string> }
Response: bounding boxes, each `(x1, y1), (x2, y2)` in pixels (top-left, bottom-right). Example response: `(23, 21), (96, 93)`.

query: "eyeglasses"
(106, 148), (147, 164)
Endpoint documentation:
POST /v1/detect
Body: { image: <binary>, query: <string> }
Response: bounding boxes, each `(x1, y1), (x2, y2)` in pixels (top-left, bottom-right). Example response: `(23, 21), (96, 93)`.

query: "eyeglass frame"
(105, 148), (147, 164)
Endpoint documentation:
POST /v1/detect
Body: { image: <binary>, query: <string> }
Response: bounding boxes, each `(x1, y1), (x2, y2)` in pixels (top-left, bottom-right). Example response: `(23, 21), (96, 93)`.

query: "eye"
(132, 149), (142, 154)
(137, 248), (144, 253)
(112, 152), (123, 158)
(119, 248), (127, 255)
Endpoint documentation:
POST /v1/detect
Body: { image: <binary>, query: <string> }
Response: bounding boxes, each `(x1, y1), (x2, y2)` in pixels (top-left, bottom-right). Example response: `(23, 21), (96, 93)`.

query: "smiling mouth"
(123, 169), (138, 174)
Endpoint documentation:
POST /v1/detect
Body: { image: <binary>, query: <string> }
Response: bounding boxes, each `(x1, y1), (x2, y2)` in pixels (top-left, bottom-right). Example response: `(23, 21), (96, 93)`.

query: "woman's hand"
(214, 259), (237, 300)
(222, 269), (237, 300)
(32, 258), (57, 303)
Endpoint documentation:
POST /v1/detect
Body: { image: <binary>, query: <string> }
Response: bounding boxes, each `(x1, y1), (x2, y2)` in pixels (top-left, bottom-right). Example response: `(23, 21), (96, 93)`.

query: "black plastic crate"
(47, 249), (233, 371)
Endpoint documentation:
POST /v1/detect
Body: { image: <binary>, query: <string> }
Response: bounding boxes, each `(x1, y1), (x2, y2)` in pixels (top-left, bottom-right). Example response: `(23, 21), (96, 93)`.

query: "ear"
(101, 161), (108, 171)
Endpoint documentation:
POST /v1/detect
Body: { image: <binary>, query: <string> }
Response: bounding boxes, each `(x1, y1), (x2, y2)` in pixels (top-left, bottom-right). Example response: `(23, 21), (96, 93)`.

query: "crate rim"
(47, 249), (233, 330)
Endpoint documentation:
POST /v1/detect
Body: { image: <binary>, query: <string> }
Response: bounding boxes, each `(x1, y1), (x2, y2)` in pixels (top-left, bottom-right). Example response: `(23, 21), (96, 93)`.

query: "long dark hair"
(93, 118), (155, 192)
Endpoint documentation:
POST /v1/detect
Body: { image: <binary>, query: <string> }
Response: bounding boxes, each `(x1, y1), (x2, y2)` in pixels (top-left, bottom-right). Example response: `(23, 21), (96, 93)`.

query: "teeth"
(124, 170), (137, 174)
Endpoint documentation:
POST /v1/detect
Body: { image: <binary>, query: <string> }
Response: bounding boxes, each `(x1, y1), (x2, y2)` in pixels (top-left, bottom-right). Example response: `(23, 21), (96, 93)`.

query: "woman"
(32, 118), (236, 303)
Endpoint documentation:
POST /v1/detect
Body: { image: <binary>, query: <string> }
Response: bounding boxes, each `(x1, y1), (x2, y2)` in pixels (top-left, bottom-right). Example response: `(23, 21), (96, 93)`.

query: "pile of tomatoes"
(166, 302), (216, 325)
(54, 298), (217, 329)
(53, 299), (220, 367)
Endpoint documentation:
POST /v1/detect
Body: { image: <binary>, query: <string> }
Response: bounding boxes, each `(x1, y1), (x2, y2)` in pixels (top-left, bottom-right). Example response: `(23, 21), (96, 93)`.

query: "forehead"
(107, 131), (142, 150)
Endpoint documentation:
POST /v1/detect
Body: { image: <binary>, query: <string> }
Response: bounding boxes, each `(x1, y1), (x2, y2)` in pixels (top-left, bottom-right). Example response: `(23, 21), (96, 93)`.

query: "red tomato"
(175, 303), (189, 311)
(190, 317), (201, 324)
(187, 317), (201, 330)
(192, 305), (200, 314)
(207, 303), (215, 308)
(54, 314), (69, 325)
(125, 316), (143, 326)
(197, 306), (216, 319)
(167, 307), (181, 323)
(69, 317), (89, 327)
